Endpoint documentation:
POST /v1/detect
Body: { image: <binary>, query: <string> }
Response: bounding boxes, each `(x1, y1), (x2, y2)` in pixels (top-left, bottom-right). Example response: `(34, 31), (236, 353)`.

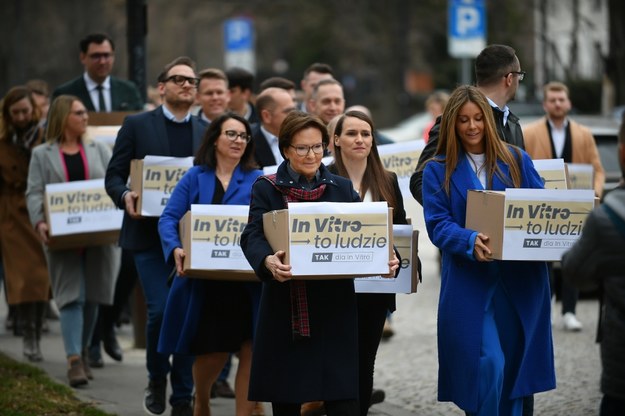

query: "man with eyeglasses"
(52, 33), (142, 112)
(105, 56), (206, 416)
(410, 44), (526, 205)
(409, 44), (537, 416)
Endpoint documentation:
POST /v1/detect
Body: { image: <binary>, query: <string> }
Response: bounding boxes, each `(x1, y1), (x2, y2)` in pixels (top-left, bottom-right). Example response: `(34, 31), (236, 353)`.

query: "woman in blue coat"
(241, 111), (399, 416)
(422, 86), (555, 416)
(158, 113), (262, 416)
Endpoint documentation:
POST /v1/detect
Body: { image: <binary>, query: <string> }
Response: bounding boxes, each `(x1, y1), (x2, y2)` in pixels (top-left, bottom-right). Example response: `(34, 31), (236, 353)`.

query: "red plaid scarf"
(261, 173), (327, 339)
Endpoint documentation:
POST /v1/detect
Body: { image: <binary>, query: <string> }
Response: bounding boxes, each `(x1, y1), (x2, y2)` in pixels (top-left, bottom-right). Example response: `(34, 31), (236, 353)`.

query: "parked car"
(378, 112), (432, 143)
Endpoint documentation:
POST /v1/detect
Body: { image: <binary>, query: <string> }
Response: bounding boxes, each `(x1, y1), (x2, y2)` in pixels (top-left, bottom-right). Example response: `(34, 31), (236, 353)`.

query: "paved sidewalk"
(0, 198), (603, 415)
(0, 303), (411, 416)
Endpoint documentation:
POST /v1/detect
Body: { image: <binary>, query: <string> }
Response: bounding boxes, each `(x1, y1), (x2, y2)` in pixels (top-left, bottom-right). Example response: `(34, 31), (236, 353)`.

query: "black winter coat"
(562, 186), (625, 401)
(241, 161), (361, 403)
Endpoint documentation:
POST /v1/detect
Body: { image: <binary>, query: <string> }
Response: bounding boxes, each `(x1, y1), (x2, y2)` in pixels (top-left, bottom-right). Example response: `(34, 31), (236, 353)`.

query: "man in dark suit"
(52, 33), (143, 112)
(105, 56), (206, 416)
(252, 87), (297, 168)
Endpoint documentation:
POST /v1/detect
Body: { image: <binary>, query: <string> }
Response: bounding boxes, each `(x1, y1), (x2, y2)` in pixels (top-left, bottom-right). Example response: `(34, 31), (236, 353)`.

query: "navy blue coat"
(240, 162), (361, 403)
(157, 164), (262, 354)
(422, 149), (556, 411)
(104, 106), (207, 251)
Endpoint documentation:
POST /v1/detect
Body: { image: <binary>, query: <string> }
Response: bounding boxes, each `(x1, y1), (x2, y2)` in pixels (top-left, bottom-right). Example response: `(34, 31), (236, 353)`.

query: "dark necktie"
(96, 84), (106, 112)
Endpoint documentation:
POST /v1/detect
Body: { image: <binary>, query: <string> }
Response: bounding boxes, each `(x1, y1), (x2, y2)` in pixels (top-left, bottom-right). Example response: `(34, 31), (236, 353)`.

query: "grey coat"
(26, 139), (120, 308)
(561, 187), (625, 401)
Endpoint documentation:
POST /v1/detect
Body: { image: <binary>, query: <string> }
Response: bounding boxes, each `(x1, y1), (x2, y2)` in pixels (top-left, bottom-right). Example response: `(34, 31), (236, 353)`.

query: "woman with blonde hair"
(26, 95), (120, 387)
(422, 85), (555, 415)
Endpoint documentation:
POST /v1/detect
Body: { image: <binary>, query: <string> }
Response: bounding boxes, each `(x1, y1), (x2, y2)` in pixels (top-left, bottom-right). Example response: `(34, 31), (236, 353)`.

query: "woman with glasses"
(158, 112), (262, 416)
(421, 86), (555, 415)
(241, 111), (399, 416)
(25, 95), (120, 387)
(0, 86), (50, 360)
(330, 110), (409, 415)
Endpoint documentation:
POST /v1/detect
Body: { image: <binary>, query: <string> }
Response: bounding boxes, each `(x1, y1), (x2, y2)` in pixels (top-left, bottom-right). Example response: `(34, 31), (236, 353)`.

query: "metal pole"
(461, 58), (472, 85)
(127, 0), (147, 104)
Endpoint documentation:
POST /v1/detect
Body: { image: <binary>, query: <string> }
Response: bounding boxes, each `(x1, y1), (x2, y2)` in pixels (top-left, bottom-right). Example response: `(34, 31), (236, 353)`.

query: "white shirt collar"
(84, 73), (110, 90)
(486, 97), (510, 126)
(161, 104), (191, 123)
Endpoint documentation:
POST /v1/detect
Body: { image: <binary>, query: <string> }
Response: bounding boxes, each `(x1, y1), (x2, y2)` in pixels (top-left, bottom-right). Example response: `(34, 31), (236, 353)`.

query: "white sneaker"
(562, 312), (583, 332)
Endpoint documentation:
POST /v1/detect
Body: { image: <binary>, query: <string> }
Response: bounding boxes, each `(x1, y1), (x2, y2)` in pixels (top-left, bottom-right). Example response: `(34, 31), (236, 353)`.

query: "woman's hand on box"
(382, 252), (400, 278)
(36, 221), (49, 244)
(173, 247), (186, 276)
(473, 233), (493, 262)
(265, 250), (292, 282)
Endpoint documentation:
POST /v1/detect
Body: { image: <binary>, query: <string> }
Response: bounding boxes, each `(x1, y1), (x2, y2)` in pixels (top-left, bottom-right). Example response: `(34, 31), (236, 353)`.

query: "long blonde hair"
(45, 95), (88, 144)
(432, 85), (522, 194)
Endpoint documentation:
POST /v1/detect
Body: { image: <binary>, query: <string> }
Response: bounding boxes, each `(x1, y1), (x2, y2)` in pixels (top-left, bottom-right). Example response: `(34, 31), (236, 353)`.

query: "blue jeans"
(133, 246), (194, 405)
(59, 269), (99, 357)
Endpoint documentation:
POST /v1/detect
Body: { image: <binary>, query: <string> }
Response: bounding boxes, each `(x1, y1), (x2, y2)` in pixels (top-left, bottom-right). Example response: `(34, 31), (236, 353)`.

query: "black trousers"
(356, 293), (390, 416)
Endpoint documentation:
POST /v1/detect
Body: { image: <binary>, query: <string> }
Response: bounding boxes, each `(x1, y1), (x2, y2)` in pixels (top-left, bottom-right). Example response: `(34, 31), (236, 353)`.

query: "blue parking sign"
(448, 0), (486, 58)
(224, 17), (256, 73)
(224, 18), (254, 52)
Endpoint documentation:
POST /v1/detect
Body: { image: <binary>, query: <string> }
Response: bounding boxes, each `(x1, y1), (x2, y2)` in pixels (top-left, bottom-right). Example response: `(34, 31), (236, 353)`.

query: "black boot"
(19, 303), (42, 362)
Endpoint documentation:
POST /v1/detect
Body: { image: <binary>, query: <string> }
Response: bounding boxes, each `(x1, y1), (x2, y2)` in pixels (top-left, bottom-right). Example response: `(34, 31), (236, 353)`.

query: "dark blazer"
(105, 106), (207, 251)
(422, 149), (555, 410)
(158, 164), (262, 355)
(251, 124), (278, 168)
(52, 75), (143, 111)
(240, 162), (361, 402)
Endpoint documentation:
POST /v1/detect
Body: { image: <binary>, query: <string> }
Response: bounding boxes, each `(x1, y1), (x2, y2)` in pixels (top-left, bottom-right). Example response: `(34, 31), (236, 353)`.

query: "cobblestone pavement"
(371, 198), (603, 415)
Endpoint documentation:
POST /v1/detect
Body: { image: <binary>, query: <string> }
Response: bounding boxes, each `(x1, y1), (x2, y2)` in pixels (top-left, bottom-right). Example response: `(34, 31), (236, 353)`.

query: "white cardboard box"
(44, 178), (122, 250)
(355, 224), (419, 293)
(262, 201), (393, 279)
(465, 188), (595, 261)
(130, 155), (194, 217)
(566, 163), (594, 190)
(532, 158), (568, 189)
(179, 204), (257, 281)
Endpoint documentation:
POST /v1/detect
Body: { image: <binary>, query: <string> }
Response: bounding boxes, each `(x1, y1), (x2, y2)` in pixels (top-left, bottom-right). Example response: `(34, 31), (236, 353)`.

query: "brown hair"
(428, 85), (522, 194)
(278, 111), (328, 159)
(542, 81), (569, 99)
(197, 68), (228, 86)
(0, 86), (41, 142)
(194, 112), (257, 171)
(333, 110), (398, 209)
(157, 56), (196, 83)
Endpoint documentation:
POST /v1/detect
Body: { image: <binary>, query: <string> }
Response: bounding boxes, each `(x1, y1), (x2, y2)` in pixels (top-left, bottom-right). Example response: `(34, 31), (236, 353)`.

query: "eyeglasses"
(507, 71), (526, 81)
(223, 130), (252, 143)
(290, 143), (326, 157)
(71, 110), (88, 117)
(87, 52), (114, 61)
(164, 75), (200, 87)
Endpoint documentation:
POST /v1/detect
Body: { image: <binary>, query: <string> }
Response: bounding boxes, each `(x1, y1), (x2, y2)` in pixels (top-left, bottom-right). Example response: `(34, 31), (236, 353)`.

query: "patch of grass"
(0, 352), (114, 416)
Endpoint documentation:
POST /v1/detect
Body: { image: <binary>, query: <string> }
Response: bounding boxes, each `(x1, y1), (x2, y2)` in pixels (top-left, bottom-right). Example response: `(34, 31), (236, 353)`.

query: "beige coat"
(0, 132), (50, 304)
(523, 117), (605, 196)
(25, 139), (120, 308)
